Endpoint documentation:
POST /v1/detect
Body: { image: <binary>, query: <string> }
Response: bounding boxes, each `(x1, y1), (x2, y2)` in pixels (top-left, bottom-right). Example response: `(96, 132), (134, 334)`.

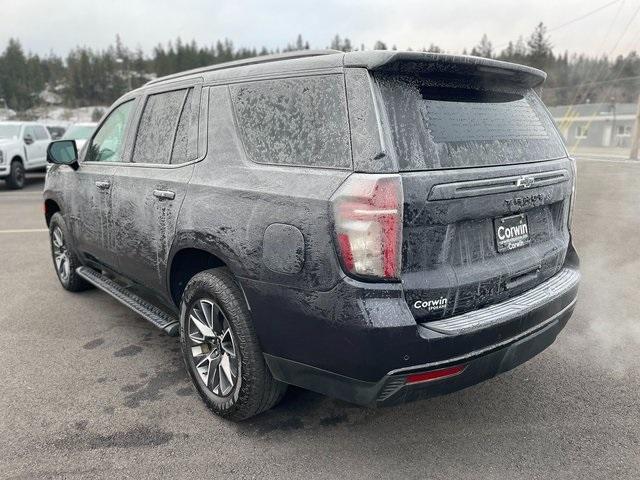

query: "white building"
(548, 102), (637, 148)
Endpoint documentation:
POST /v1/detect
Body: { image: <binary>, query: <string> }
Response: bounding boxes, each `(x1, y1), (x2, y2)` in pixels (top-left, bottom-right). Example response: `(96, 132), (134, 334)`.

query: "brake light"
(405, 365), (466, 384)
(568, 157), (577, 231)
(331, 174), (403, 280)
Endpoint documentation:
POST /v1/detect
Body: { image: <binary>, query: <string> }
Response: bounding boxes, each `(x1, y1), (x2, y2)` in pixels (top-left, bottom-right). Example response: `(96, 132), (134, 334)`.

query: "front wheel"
(48, 213), (91, 292)
(180, 268), (287, 421)
(6, 160), (25, 189)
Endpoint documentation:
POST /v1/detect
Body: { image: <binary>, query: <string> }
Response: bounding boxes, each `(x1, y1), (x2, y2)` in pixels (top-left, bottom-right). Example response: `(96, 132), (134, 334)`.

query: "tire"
(49, 212), (91, 292)
(6, 160), (25, 190)
(180, 268), (287, 421)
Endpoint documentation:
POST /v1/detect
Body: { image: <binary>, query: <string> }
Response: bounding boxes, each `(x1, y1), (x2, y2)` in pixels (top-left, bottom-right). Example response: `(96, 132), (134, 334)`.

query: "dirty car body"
(43, 50), (580, 415)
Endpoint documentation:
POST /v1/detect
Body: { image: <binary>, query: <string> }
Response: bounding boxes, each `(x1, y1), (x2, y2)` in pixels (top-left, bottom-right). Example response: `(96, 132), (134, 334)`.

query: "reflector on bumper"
(405, 365), (467, 385)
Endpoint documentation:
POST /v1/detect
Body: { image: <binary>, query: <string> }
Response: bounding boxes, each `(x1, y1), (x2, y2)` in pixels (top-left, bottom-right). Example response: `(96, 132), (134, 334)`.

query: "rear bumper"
(265, 298), (575, 406)
(243, 245), (580, 403)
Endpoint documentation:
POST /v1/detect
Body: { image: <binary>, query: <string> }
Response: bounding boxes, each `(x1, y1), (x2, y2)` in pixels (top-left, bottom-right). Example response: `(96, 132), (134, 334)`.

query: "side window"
(86, 101), (134, 162)
(230, 75), (352, 168)
(171, 89), (196, 164)
(576, 126), (588, 139)
(23, 126), (36, 141)
(33, 126), (49, 140)
(132, 88), (193, 165)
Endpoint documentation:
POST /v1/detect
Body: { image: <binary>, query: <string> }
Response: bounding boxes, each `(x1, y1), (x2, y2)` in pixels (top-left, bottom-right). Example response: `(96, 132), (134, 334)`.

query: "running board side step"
(76, 266), (179, 336)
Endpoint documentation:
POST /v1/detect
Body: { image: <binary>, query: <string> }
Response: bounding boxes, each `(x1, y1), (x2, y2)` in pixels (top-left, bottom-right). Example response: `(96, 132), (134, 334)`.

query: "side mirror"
(24, 134), (34, 145)
(47, 140), (79, 170)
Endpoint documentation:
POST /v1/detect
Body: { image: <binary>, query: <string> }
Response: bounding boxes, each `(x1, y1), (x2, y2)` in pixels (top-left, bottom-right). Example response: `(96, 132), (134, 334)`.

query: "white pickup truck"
(0, 122), (51, 189)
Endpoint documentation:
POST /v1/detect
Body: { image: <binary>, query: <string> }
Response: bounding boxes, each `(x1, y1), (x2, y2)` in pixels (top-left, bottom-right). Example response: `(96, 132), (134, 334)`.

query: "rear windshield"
(374, 73), (565, 171)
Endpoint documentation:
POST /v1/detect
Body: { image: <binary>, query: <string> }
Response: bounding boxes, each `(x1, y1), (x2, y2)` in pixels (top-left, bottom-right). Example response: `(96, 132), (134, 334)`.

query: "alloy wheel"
(15, 165), (25, 187)
(52, 226), (70, 283)
(187, 299), (240, 397)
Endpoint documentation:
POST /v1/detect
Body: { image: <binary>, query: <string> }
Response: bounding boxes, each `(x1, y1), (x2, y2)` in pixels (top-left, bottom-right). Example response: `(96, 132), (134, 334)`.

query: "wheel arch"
(44, 199), (61, 226)
(10, 154), (24, 165)
(167, 231), (248, 307)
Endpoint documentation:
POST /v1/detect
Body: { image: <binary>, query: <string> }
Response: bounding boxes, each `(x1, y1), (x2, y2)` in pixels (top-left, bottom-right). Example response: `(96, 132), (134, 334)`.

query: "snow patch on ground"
(21, 106), (109, 125)
(38, 89), (63, 105)
(0, 108), (17, 121)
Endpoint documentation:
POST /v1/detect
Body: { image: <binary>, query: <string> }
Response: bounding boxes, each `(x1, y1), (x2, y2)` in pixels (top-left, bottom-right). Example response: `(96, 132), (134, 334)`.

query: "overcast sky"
(1, 0), (639, 58)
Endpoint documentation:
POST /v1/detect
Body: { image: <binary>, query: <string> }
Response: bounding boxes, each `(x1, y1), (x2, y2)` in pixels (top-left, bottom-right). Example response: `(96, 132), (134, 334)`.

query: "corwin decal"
(496, 222), (528, 241)
(413, 296), (448, 311)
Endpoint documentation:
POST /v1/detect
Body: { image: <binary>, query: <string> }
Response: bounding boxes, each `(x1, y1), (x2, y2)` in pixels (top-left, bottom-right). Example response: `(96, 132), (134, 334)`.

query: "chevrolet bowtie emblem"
(516, 175), (535, 188)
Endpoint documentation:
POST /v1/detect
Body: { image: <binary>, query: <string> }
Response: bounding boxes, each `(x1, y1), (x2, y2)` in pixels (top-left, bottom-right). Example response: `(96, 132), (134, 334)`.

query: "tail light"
(331, 174), (403, 280)
(568, 157), (577, 231)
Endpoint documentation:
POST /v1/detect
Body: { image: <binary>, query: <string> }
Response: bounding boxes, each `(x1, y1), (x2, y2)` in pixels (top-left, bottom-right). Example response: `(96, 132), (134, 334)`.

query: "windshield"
(0, 124), (20, 139)
(374, 73), (566, 171)
(63, 125), (96, 140)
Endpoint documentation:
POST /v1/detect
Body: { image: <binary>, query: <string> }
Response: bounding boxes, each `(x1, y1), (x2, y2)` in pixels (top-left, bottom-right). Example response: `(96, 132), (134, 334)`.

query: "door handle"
(153, 189), (175, 200)
(95, 181), (110, 190)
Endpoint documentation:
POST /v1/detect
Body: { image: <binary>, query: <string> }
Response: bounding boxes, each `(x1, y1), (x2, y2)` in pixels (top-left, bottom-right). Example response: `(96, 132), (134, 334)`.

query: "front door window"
(86, 101), (134, 162)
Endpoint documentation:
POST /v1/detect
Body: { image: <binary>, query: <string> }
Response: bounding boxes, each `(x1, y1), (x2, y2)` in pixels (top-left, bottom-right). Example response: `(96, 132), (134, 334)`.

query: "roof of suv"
(143, 50), (546, 90)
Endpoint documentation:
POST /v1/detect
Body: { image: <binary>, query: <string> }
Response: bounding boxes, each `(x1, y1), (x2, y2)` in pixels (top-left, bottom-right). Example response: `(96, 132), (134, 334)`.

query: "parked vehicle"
(1, 121), (51, 189)
(43, 50), (580, 421)
(61, 122), (98, 151)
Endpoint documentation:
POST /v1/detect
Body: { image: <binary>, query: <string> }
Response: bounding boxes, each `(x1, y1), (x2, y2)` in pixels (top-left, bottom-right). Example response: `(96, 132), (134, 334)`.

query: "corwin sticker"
(496, 222), (528, 241)
(413, 297), (448, 311)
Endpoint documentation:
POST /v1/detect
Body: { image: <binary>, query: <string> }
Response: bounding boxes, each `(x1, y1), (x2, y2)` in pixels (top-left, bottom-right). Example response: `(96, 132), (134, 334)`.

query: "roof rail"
(145, 49), (343, 86)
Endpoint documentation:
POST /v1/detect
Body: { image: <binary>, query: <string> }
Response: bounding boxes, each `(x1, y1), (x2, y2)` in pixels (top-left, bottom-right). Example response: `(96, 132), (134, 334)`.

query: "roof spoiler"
(344, 51), (546, 88)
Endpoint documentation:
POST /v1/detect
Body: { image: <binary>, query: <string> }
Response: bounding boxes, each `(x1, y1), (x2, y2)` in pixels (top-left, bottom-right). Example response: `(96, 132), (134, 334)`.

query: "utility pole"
(609, 99), (616, 148)
(631, 93), (640, 160)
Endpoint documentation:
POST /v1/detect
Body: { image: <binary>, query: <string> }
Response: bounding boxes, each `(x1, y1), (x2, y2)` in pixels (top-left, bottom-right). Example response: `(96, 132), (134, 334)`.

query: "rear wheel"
(180, 268), (287, 421)
(6, 160), (25, 189)
(48, 213), (91, 292)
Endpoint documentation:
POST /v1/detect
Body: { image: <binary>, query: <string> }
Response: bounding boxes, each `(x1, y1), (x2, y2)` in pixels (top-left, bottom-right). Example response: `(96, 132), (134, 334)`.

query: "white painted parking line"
(0, 190), (42, 194)
(0, 190), (42, 193)
(0, 228), (48, 234)
(0, 194), (43, 199)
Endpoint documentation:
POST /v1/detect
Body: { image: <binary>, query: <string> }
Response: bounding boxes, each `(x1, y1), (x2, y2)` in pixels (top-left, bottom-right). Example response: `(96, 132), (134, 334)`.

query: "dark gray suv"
(44, 50), (580, 421)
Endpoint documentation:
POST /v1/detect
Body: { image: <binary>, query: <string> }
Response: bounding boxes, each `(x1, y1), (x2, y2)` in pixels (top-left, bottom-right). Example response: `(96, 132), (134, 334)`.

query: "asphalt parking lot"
(1, 158), (639, 480)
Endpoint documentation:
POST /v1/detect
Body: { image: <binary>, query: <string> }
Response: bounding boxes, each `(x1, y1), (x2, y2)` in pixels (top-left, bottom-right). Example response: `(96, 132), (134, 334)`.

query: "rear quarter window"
(374, 73), (566, 171)
(171, 88), (198, 164)
(133, 88), (196, 165)
(230, 75), (352, 169)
